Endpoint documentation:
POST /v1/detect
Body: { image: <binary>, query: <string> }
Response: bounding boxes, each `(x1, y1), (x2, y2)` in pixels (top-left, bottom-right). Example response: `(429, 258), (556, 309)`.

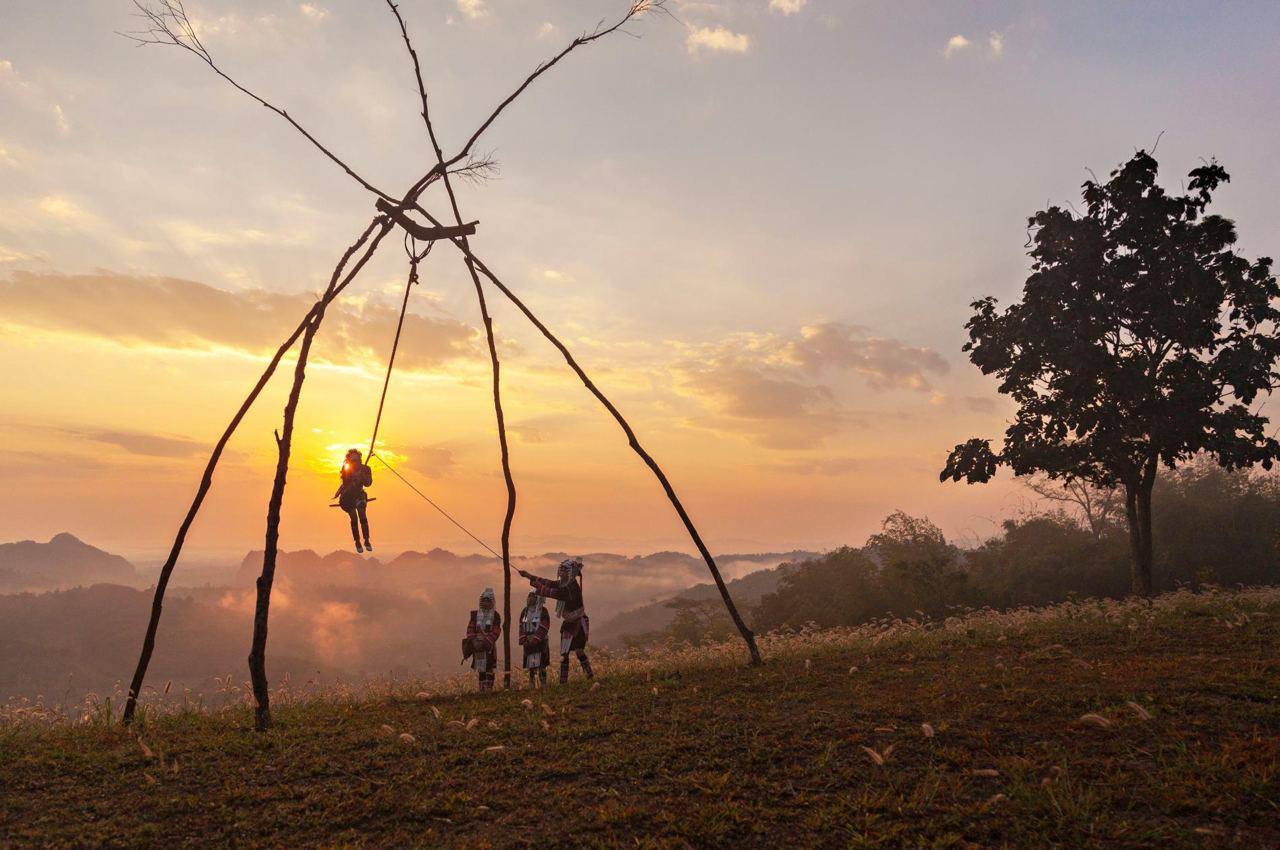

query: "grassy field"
(2, 588), (1278, 848)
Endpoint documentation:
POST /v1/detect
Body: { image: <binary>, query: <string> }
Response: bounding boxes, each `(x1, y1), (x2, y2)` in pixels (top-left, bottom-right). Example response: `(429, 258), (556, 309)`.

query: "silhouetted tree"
(942, 151), (1280, 596)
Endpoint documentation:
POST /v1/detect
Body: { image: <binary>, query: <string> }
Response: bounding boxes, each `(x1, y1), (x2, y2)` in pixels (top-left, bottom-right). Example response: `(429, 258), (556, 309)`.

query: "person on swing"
(518, 558), (593, 684)
(517, 590), (551, 688)
(335, 448), (373, 553)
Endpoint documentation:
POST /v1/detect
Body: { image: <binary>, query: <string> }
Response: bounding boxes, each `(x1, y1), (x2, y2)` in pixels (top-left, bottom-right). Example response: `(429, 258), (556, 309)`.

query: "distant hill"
(0, 533), (139, 592)
(0, 544), (813, 702)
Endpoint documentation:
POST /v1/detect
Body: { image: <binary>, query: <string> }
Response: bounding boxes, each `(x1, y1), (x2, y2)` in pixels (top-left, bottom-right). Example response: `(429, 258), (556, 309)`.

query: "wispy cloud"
(769, 0), (807, 15)
(457, 0), (489, 21)
(0, 271), (481, 373)
(944, 31), (1007, 60)
(673, 323), (949, 448)
(943, 34), (972, 58)
(0, 58), (71, 135)
(686, 26), (751, 55)
(988, 30), (1005, 58)
(74, 428), (205, 459)
(535, 21), (556, 39)
(298, 3), (329, 22)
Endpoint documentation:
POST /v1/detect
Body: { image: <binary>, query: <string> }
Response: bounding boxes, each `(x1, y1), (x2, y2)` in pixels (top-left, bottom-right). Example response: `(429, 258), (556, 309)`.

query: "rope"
(368, 233), (433, 458)
(360, 234), (499, 559)
(369, 452), (500, 559)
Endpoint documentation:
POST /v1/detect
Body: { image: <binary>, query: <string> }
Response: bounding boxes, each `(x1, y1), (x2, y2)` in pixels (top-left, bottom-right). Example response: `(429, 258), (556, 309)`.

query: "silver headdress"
(554, 558), (583, 617)
(476, 586), (496, 629)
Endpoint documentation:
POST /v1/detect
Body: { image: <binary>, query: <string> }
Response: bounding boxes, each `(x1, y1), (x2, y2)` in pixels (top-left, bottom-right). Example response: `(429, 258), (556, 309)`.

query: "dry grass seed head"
(1079, 713), (1112, 729)
(1125, 700), (1152, 721)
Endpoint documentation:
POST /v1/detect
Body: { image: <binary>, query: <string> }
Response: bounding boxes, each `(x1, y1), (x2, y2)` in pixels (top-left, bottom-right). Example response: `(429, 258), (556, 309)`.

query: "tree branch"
(123, 0), (396, 202)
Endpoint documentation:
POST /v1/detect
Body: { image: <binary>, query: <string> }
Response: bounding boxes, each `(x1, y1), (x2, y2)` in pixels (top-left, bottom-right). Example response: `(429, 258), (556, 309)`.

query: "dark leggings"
(559, 650), (593, 684)
(345, 505), (370, 543)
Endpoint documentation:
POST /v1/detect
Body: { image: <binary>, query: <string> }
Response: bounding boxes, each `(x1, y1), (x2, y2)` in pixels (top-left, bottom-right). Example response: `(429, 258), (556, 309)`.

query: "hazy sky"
(2, 0), (1278, 561)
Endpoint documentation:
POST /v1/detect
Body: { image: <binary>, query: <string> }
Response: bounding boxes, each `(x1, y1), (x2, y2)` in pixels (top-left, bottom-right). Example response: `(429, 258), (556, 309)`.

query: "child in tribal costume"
(517, 591), (551, 688)
(464, 587), (502, 692)
(518, 558), (593, 684)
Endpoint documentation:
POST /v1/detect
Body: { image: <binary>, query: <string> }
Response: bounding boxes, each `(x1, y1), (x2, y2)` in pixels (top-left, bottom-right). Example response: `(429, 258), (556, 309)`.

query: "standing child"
(518, 558), (593, 684)
(464, 587), (502, 692)
(518, 591), (551, 688)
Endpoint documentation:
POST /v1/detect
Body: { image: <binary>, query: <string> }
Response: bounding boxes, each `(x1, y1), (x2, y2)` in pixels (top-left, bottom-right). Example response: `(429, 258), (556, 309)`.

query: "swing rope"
(369, 452), (500, 559)
(361, 232), (501, 560)
(368, 232), (432, 459)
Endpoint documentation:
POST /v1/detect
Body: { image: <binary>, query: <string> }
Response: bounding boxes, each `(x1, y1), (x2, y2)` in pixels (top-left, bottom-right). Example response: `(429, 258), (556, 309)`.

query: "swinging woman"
(335, 448), (374, 553)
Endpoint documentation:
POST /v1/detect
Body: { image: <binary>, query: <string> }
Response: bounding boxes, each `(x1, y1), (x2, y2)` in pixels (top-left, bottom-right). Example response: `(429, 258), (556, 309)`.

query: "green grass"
(2, 588), (1278, 848)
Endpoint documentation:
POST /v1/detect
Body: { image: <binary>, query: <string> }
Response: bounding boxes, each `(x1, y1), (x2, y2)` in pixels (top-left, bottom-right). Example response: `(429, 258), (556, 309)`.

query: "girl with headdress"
(518, 558), (592, 684)
(517, 590), (551, 688)
(464, 587), (502, 692)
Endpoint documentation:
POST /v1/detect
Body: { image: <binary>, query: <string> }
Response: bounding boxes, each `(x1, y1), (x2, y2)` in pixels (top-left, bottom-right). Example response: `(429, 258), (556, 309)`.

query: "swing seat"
(329, 498), (377, 508)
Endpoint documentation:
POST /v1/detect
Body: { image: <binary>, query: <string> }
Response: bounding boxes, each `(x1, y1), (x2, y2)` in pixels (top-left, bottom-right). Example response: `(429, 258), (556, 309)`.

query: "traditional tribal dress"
(466, 607), (502, 691)
(529, 564), (593, 683)
(519, 601), (551, 670)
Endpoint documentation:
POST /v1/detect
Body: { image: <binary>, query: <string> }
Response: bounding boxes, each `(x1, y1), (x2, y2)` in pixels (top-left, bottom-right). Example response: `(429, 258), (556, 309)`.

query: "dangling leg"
(576, 650), (594, 679)
(345, 508), (363, 553)
(358, 504), (371, 550)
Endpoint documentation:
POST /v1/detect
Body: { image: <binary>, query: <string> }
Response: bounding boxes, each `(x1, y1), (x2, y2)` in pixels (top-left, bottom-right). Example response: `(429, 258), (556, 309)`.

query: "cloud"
(457, 0), (488, 20)
(988, 30), (1005, 57)
(404, 445), (460, 478)
(77, 429), (205, 459)
(943, 34), (971, 58)
(0, 245), (36, 263)
(36, 196), (94, 226)
(540, 268), (573, 284)
(157, 218), (311, 249)
(0, 60), (71, 135)
(784, 323), (949, 391)
(535, 21), (555, 39)
(298, 3), (329, 21)
(769, 0), (807, 14)
(0, 271), (480, 373)
(686, 26), (751, 55)
(673, 323), (949, 449)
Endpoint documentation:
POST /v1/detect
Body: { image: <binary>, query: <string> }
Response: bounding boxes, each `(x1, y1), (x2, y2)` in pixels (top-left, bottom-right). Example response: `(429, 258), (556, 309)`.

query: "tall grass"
(3, 584), (1275, 730)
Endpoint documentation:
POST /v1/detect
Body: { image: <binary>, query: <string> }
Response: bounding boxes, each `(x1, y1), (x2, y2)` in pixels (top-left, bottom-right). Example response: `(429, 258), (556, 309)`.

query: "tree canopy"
(941, 151), (1279, 593)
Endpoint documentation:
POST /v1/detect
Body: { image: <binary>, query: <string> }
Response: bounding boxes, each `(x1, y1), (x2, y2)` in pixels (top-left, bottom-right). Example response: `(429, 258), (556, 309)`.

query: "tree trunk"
(1123, 479), (1155, 597)
(247, 308), (324, 731)
(122, 218), (384, 725)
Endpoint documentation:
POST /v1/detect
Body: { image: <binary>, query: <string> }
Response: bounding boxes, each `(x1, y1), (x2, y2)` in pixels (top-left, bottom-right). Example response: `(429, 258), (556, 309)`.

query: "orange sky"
(3, 0), (1277, 561)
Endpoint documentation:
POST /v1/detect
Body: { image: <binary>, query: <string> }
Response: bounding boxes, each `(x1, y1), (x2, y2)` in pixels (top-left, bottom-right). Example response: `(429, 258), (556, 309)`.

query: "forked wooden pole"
(385, 0), (517, 688)
(464, 252), (762, 665)
(122, 217), (385, 724)
(247, 220), (394, 730)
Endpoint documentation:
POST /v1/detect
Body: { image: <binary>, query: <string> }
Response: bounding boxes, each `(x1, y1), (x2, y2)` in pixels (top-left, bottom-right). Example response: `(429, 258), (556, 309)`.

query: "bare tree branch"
(123, 0), (396, 202)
